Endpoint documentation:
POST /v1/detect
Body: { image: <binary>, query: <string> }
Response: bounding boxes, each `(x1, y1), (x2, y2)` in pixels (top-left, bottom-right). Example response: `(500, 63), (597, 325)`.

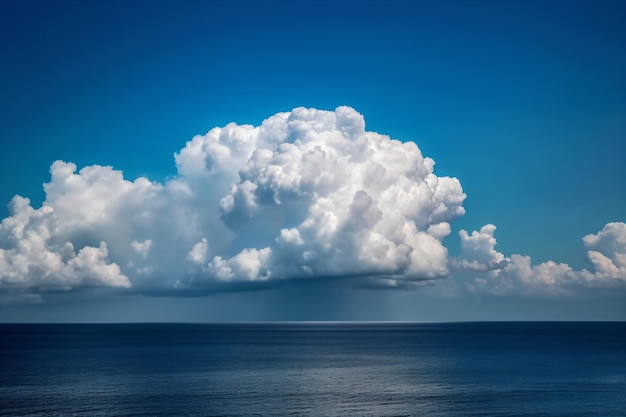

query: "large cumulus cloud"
(0, 107), (467, 298)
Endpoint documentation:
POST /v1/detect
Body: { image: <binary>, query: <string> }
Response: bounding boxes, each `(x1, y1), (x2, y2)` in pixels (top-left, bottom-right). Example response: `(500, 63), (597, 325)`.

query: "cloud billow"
(178, 107), (467, 287)
(0, 106), (624, 300)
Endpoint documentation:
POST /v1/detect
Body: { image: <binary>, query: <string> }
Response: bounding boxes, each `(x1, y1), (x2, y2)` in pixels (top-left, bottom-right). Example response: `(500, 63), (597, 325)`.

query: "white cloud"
(454, 222), (626, 296)
(583, 222), (626, 280)
(131, 239), (152, 259)
(207, 247), (272, 282)
(0, 196), (130, 295)
(1, 106), (624, 301)
(0, 107), (467, 297)
(452, 224), (508, 271)
(217, 107), (466, 282)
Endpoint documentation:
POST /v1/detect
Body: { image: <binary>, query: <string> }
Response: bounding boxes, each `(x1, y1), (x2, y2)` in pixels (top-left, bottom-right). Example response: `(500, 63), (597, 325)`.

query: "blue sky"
(1, 0), (625, 321)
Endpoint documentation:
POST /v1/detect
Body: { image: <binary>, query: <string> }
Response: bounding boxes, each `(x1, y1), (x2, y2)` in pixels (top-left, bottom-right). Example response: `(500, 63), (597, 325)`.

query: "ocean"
(0, 322), (624, 416)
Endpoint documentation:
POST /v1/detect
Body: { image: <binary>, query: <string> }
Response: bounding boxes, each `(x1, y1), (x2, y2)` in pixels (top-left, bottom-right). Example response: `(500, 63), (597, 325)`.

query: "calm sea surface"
(1, 322), (625, 416)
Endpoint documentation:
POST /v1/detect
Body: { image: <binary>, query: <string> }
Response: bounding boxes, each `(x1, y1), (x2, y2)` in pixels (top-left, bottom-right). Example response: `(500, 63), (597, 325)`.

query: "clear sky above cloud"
(1, 0), (625, 321)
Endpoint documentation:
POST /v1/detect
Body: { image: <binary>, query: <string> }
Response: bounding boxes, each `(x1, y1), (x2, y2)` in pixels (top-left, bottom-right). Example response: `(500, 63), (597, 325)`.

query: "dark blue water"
(1, 322), (624, 416)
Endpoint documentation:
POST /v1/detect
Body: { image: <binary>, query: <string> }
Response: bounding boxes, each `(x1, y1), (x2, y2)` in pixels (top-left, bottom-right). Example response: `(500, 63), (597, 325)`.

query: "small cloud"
(131, 239), (152, 259)
(451, 224), (508, 272)
(452, 222), (626, 296)
(583, 222), (626, 280)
